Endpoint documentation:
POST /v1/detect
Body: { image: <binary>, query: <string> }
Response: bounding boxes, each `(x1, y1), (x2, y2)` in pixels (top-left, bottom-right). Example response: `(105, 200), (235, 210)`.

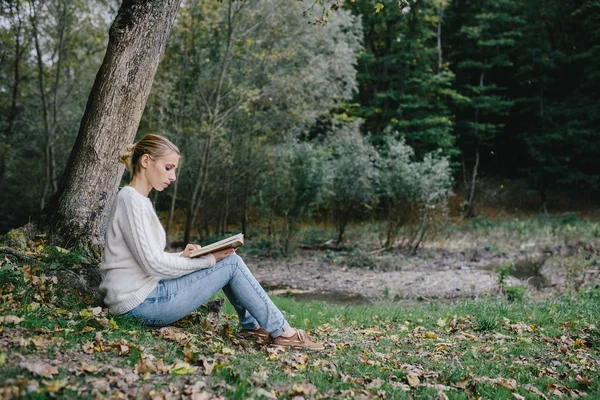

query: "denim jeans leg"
(222, 283), (259, 330)
(125, 254), (289, 337)
(217, 254), (290, 336)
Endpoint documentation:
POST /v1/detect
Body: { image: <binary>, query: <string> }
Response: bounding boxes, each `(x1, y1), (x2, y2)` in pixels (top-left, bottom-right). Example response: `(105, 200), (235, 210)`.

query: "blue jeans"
(125, 254), (290, 337)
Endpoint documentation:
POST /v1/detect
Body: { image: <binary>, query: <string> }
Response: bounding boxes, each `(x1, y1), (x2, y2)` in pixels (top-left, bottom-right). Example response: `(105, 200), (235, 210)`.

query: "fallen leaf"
(367, 378), (384, 389)
(513, 394), (525, 400)
(510, 323), (532, 335)
(291, 383), (318, 395)
(135, 358), (157, 374)
(435, 392), (449, 400)
(523, 384), (548, 400)
(82, 341), (94, 354)
(0, 315), (23, 325)
(426, 332), (438, 339)
(31, 336), (52, 348)
(42, 379), (68, 392)
(171, 362), (198, 375)
(158, 326), (189, 341)
(90, 307), (102, 315)
(79, 363), (99, 374)
(255, 388), (277, 400)
(78, 326), (94, 334)
(497, 378), (517, 391)
(575, 375), (593, 386)
(199, 358), (214, 375)
(474, 377), (517, 391)
(20, 361), (58, 378)
(455, 379), (470, 389)
(407, 374), (420, 387)
(191, 393), (211, 400)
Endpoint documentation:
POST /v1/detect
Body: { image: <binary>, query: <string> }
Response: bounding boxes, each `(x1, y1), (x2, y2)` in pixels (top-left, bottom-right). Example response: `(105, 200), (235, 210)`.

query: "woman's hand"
(180, 244), (202, 258)
(212, 247), (236, 262)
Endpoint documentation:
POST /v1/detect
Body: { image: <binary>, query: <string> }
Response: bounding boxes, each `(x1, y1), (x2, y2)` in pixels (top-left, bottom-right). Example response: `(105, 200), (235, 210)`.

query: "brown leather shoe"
(272, 329), (325, 351)
(240, 327), (270, 344)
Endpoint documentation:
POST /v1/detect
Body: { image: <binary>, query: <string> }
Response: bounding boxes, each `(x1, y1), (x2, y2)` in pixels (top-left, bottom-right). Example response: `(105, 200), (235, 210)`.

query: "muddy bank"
(246, 247), (600, 302)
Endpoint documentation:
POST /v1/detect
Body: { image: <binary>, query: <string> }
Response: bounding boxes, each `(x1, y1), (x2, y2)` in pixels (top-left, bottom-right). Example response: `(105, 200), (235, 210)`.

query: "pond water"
(477, 257), (547, 289)
(261, 283), (371, 305)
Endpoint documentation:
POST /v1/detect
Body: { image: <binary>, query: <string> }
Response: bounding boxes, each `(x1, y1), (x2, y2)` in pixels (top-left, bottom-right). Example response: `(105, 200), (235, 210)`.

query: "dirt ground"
(246, 245), (600, 303)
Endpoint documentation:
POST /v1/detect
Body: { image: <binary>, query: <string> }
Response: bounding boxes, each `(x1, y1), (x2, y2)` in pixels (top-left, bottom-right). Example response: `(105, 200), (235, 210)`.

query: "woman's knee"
(228, 253), (244, 266)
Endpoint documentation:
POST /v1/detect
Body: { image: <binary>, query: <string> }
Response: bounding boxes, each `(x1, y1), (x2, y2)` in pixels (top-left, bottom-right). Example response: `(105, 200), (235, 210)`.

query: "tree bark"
(465, 146), (480, 218)
(465, 70), (484, 218)
(165, 163), (180, 242)
(0, 1), (25, 193)
(47, 0), (182, 254)
(31, 2), (57, 211)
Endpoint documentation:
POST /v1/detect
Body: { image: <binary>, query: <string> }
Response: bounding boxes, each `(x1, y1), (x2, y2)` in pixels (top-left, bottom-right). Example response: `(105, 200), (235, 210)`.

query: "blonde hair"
(119, 134), (180, 176)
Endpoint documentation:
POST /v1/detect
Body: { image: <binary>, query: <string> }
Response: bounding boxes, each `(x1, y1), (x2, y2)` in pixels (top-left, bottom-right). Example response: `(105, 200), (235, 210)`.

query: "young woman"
(99, 133), (323, 350)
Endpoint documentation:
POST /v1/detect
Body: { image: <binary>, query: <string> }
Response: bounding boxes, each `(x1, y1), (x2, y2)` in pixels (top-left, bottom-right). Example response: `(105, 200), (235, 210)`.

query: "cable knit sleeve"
(118, 191), (216, 278)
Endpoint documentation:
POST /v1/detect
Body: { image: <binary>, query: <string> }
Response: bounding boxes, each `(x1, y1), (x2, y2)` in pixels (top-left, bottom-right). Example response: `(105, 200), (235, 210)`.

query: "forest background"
(1, 0), (599, 254)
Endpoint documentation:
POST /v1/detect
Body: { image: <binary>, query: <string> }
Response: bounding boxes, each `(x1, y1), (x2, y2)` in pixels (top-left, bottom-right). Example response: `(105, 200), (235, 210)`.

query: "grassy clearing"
(289, 214), (600, 252)
(1, 245), (599, 399)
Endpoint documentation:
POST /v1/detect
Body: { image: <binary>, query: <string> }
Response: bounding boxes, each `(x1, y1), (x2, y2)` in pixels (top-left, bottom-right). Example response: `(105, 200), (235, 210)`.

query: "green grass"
(1, 249), (599, 399)
(2, 220), (600, 400)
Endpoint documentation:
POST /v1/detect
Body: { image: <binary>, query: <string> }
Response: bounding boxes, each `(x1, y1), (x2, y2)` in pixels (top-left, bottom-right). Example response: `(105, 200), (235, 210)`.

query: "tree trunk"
(47, 0), (182, 254)
(0, 1), (25, 193)
(437, 1), (444, 73)
(183, 0), (236, 244)
(465, 146), (480, 218)
(31, 7), (55, 211)
(165, 164), (180, 242)
(464, 70), (484, 218)
(184, 133), (213, 243)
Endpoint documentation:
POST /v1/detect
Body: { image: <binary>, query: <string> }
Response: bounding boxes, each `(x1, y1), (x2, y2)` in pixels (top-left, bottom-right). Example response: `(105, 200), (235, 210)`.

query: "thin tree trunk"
(184, 134), (213, 243)
(336, 206), (348, 246)
(437, 1), (444, 73)
(49, 0), (67, 194)
(465, 70), (484, 218)
(462, 157), (469, 194)
(31, 5), (54, 211)
(47, 0), (182, 253)
(165, 163), (180, 241)
(0, 2), (25, 193)
(184, 0), (235, 244)
(466, 147), (480, 217)
(223, 186), (230, 235)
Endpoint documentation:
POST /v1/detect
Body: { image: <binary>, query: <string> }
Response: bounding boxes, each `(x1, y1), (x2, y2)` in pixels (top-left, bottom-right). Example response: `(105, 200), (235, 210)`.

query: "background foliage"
(1, 0), (598, 245)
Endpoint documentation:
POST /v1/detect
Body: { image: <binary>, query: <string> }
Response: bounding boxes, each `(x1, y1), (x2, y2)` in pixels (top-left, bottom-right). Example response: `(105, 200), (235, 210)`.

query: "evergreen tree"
(348, 0), (459, 158)
(449, 0), (523, 216)
(513, 0), (600, 205)
(392, 0), (460, 158)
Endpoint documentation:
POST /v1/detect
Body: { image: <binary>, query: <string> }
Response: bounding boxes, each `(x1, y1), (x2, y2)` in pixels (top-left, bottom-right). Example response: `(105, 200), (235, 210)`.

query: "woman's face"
(143, 151), (179, 192)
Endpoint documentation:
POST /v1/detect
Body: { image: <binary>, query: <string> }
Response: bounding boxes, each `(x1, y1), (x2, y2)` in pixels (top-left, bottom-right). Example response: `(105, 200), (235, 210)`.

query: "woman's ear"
(140, 154), (150, 169)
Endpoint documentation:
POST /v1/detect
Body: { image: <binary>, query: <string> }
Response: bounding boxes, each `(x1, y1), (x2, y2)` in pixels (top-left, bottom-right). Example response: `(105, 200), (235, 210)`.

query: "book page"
(190, 233), (244, 258)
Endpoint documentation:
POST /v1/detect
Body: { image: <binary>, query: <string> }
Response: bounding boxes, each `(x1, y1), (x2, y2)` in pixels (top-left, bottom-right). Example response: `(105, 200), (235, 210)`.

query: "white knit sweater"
(99, 186), (216, 314)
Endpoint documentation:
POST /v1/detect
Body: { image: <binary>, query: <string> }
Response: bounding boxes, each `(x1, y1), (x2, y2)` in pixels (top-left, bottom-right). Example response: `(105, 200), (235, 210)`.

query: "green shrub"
(244, 238), (285, 258)
(472, 215), (494, 230)
(505, 286), (526, 302)
(475, 315), (499, 332)
(559, 213), (581, 226)
(344, 249), (377, 269)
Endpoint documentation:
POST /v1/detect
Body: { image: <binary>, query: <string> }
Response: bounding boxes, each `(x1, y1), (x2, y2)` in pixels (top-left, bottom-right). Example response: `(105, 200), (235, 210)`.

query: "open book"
(190, 233), (244, 258)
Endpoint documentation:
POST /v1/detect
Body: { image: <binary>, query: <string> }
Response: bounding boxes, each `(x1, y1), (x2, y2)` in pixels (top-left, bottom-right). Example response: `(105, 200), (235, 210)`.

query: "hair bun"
(119, 143), (137, 172)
